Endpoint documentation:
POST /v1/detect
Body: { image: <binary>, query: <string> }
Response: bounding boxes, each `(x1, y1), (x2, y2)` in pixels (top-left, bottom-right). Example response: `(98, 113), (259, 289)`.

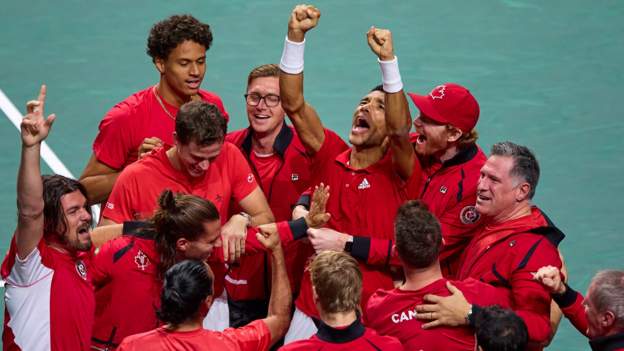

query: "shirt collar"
(316, 316), (365, 344)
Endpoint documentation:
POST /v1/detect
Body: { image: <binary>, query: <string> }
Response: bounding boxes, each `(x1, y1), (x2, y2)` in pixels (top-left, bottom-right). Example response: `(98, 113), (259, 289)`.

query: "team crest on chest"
(439, 186), (448, 194)
(291, 173), (299, 182)
(247, 173), (255, 183)
(460, 205), (480, 224)
(75, 259), (88, 280)
(357, 178), (371, 190)
(134, 250), (150, 271)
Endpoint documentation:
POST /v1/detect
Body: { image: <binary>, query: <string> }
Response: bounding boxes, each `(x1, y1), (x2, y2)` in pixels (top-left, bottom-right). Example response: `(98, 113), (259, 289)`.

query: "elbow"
(281, 96), (305, 116)
(17, 200), (44, 221)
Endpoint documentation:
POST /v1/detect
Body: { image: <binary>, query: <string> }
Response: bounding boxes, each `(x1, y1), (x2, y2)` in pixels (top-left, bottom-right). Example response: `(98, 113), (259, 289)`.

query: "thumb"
(446, 281), (461, 295)
(255, 232), (268, 245)
(45, 114), (56, 128)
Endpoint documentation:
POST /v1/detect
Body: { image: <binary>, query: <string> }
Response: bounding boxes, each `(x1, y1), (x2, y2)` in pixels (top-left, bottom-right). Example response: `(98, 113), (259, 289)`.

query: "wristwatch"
(344, 238), (354, 253)
(239, 212), (252, 227)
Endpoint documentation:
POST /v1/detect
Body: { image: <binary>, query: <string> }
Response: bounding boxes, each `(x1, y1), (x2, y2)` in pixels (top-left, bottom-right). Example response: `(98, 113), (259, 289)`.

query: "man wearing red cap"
(407, 83), (486, 277)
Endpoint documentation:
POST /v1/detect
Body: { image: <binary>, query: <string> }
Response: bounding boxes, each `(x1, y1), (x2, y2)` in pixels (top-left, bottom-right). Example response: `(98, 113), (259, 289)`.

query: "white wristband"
(378, 56), (403, 93)
(279, 36), (305, 74)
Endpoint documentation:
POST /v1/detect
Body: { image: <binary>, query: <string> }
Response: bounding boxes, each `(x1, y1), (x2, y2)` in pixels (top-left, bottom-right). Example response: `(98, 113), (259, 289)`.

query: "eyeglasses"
(244, 93), (281, 107)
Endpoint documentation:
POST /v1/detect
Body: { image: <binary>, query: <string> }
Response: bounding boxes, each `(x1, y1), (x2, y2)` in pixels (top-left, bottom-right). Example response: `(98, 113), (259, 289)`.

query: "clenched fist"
(288, 4), (321, 42)
(367, 26), (395, 61)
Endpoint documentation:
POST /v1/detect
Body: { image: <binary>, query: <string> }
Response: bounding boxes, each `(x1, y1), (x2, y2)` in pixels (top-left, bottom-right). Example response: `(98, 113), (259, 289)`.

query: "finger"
(37, 84), (47, 109)
(229, 238), (236, 263)
(239, 237), (245, 256)
(26, 100), (41, 114)
(415, 304), (439, 313)
(222, 236), (229, 262)
(423, 294), (442, 303)
(446, 281), (461, 295)
(422, 320), (441, 329)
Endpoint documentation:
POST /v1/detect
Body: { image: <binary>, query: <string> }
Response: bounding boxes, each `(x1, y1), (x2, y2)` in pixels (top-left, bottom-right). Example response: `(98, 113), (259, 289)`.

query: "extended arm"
(279, 4), (325, 154)
(16, 85), (56, 259)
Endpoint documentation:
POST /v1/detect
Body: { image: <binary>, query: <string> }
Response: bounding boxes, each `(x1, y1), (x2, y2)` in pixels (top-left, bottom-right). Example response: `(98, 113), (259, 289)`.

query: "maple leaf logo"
(430, 85), (446, 100)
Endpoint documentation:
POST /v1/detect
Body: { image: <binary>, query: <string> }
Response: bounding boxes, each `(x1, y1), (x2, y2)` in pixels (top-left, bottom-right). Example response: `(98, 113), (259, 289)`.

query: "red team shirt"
(280, 318), (403, 351)
(103, 142), (258, 224)
(93, 87), (228, 170)
(225, 125), (323, 302)
(295, 130), (422, 318)
(417, 141), (487, 277)
(117, 320), (272, 351)
(457, 207), (565, 349)
(1, 237), (95, 351)
(355, 138), (486, 278)
(365, 278), (509, 351)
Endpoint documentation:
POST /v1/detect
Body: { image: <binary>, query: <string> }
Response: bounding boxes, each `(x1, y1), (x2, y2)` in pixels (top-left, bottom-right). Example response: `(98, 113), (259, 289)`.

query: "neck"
(166, 147), (183, 171)
(165, 316), (202, 332)
(350, 144), (386, 169)
(319, 310), (357, 328)
(251, 123), (283, 155)
(157, 81), (193, 108)
(436, 144), (460, 163)
(401, 261), (443, 290)
(492, 201), (532, 223)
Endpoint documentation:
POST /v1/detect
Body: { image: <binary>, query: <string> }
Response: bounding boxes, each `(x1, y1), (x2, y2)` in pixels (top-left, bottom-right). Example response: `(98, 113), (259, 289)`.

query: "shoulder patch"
(460, 205), (480, 224)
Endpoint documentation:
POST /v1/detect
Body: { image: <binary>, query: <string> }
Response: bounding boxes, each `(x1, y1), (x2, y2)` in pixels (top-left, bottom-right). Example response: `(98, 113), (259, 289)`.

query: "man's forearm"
(18, 144), (44, 216)
(268, 246), (292, 318)
(80, 172), (119, 205)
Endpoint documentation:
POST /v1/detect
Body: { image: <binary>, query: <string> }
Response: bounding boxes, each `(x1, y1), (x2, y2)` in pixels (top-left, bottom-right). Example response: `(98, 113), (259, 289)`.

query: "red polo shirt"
(117, 320), (271, 351)
(103, 143), (257, 224)
(93, 87), (228, 170)
(365, 278), (509, 351)
(457, 207), (565, 349)
(225, 125), (323, 301)
(295, 130), (422, 318)
(2, 236), (95, 351)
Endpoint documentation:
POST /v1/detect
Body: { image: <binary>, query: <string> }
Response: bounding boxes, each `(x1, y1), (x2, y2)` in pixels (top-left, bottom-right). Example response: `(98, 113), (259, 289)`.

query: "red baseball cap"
(407, 83), (480, 132)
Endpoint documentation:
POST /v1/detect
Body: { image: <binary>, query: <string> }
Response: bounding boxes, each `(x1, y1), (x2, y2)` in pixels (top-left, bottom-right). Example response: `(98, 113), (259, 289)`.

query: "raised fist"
(288, 4), (321, 42)
(367, 26), (395, 61)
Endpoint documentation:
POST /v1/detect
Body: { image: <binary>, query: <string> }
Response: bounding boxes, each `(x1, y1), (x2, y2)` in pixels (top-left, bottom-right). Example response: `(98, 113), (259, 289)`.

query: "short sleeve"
(227, 144), (259, 202)
(6, 244), (52, 286)
(93, 102), (137, 170)
(103, 167), (139, 223)
(91, 240), (116, 287)
(222, 319), (271, 351)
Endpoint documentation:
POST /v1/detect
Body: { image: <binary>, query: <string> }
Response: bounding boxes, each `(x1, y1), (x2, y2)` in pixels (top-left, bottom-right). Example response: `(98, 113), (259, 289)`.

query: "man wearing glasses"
(225, 64), (345, 330)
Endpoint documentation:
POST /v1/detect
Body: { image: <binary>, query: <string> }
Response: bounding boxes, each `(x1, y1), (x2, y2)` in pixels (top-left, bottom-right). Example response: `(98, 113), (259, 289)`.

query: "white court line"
(0, 88), (101, 287)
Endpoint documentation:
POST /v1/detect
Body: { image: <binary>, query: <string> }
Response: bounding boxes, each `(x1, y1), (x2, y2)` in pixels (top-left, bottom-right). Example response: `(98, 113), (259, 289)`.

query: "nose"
(80, 208), (92, 222)
(190, 62), (199, 76)
(413, 116), (423, 128)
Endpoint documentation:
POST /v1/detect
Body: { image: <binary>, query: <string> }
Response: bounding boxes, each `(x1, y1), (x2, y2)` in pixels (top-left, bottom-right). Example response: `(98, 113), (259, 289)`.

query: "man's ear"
(155, 57), (166, 75)
(515, 182), (531, 202)
(446, 126), (463, 143)
(176, 237), (189, 253)
(602, 310), (616, 329)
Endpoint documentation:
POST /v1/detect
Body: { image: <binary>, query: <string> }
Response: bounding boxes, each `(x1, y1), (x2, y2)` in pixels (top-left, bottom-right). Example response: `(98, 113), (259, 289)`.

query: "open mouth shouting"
(351, 116), (371, 135)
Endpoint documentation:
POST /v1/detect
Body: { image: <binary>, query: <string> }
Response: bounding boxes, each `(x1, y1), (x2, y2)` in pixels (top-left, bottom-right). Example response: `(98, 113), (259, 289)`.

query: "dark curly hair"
(147, 14), (213, 62)
(394, 200), (442, 268)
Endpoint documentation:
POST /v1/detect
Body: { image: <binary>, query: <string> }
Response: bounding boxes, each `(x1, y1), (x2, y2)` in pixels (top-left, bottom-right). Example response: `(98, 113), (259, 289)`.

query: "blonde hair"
(310, 251), (362, 314)
(247, 64), (280, 86)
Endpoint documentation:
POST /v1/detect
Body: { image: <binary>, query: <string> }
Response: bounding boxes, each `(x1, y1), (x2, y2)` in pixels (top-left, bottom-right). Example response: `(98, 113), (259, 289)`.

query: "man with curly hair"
(80, 14), (228, 205)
